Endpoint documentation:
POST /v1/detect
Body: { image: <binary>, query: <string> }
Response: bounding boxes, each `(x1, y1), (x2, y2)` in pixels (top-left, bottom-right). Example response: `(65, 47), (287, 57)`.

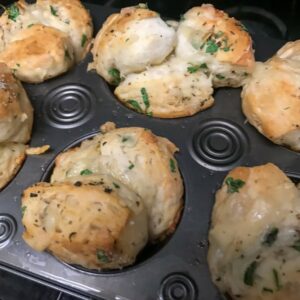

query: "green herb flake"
(291, 239), (300, 252)
(122, 136), (129, 142)
(169, 159), (176, 173)
(244, 261), (257, 286)
(222, 46), (230, 52)
(225, 177), (245, 193)
(16, 63), (20, 67)
(27, 23), (34, 28)
(7, 4), (20, 22)
(108, 68), (121, 86)
(216, 74), (225, 80)
(50, 5), (58, 16)
(205, 39), (219, 54)
(96, 249), (110, 263)
(187, 63), (208, 73)
(128, 162), (135, 170)
(262, 227), (279, 247)
(141, 87), (150, 110)
(262, 287), (273, 293)
(180, 14), (185, 21)
(113, 182), (120, 189)
(21, 206), (27, 217)
(80, 169), (93, 176)
(273, 269), (281, 291)
(81, 33), (87, 47)
(127, 100), (143, 113)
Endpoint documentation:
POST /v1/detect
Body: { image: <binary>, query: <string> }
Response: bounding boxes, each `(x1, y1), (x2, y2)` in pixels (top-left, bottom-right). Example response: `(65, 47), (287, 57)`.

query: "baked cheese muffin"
(242, 40), (300, 151)
(0, 0), (93, 83)
(22, 123), (184, 269)
(0, 63), (33, 189)
(208, 163), (300, 300)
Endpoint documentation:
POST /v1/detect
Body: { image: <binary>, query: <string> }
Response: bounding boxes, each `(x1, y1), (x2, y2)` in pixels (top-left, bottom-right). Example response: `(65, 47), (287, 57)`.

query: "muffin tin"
(0, 2), (298, 300)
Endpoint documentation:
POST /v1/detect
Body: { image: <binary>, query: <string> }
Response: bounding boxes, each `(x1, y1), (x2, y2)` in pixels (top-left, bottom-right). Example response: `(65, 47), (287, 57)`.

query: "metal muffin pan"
(0, 3), (299, 300)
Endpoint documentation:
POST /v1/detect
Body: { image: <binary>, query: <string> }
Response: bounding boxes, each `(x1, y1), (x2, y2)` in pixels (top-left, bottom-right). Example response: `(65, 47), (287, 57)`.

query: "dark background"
(0, 0), (299, 299)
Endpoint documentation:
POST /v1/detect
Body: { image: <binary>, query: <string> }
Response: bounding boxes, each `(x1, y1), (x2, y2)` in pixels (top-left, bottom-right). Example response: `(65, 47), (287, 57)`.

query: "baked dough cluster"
(0, 0), (93, 83)
(208, 163), (300, 300)
(90, 4), (254, 118)
(22, 123), (184, 269)
(0, 63), (33, 189)
(242, 40), (300, 151)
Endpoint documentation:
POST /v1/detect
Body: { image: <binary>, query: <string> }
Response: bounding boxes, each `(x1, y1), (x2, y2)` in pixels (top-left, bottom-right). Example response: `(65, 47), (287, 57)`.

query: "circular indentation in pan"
(41, 132), (183, 274)
(0, 215), (16, 248)
(159, 273), (197, 300)
(191, 119), (249, 171)
(43, 84), (96, 128)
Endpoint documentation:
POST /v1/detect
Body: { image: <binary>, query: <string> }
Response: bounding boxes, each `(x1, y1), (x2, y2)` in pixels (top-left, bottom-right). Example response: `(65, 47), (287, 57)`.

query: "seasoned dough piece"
(0, 63), (33, 143)
(208, 163), (300, 300)
(0, 24), (74, 84)
(0, 0), (92, 82)
(51, 125), (184, 240)
(115, 56), (214, 118)
(242, 41), (300, 151)
(26, 0), (93, 62)
(176, 4), (254, 87)
(22, 180), (148, 270)
(89, 5), (176, 83)
(0, 143), (26, 190)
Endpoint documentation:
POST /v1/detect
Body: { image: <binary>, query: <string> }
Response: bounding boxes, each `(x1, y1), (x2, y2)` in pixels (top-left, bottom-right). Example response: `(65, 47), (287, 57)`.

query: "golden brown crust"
(242, 41), (300, 150)
(22, 182), (131, 269)
(0, 0), (92, 82)
(0, 25), (74, 83)
(0, 143), (26, 190)
(183, 5), (254, 67)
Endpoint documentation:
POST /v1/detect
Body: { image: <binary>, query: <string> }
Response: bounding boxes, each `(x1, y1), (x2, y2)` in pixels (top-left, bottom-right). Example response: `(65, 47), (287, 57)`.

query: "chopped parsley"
(96, 249), (110, 263)
(169, 159), (176, 173)
(244, 261), (257, 286)
(50, 5), (58, 16)
(108, 68), (121, 86)
(127, 87), (152, 116)
(21, 206), (27, 217)
(113, 182), (120, 189)
(201, 32), (231, 54)
(7, 4), (20, 22)
(216, 74), (225, 80)
(187, 63), (208, 73)
(81, 33), (87, 47)
(291, 239), (300, 252)
(127, 99), (143, 113)
(225, 177), (245, 193)
(80, 169), (93, 176)
(27, 23), (34, 28)
(262, 227), (279, 247)
(128, 161), (135, 170)
(141, 87), (150, 110)
(204, 39), (219, 54)
(272, 269), (281, 290)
